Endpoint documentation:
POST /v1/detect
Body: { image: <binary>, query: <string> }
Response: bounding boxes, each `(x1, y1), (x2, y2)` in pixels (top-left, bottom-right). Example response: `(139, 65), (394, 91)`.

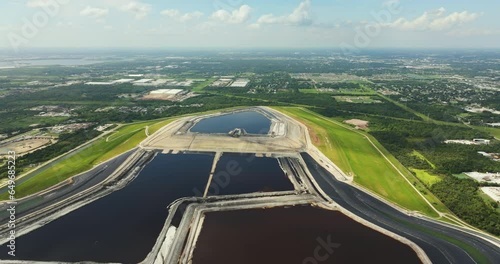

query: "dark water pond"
(192, 205), (422, 264)
(0, 153), (213, 263)
(190, 111), (271, 134)
(206, 153), (294, 196)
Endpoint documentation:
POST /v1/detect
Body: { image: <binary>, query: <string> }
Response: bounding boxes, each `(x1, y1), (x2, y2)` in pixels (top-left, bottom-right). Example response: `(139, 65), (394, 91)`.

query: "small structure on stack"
(229, 128), (247, 137)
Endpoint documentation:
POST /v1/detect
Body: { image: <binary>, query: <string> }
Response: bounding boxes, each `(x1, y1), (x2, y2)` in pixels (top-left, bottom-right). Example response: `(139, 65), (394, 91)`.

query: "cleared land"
(276, 107), (448, 217)
(334, 96), (382, 104)
(0, 138), (54, 156)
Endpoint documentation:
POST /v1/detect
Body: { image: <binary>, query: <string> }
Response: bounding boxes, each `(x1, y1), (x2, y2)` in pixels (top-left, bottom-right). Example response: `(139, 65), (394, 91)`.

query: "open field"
(411, 169), (442, 187)
(477, 126), (500, 139)
(298, 89), (322, 94)
(0, 138), (55, 156)
(275, 107), (448, 217)
(191, 78), (216, 92)
(334, 96), (383, 104)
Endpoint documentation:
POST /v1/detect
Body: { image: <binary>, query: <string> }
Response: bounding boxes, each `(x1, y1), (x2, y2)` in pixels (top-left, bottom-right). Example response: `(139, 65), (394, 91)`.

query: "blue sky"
(1, 0), (499, 51)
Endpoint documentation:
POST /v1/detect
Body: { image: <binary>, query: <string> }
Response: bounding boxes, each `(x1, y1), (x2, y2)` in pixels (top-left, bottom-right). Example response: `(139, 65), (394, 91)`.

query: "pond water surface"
(190, 111), (271, 134)
(0, 153), (213, 263)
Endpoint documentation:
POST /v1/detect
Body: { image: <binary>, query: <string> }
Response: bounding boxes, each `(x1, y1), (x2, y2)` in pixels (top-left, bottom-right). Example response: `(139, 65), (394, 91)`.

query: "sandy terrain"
(0, 138), (55, 156)
(344, 119), (369, 129)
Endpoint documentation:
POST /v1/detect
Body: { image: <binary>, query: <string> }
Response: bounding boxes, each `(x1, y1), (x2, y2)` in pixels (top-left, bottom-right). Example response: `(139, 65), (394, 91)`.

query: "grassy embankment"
(276, 107), (451, 217)
(277, 106), (491, 264)
(385, 212), (491, 264)
(1, 119), (175, 200)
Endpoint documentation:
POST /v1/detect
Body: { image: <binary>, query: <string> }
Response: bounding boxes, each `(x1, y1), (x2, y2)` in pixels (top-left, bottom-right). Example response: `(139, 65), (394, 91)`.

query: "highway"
(301, 153), (500, 264)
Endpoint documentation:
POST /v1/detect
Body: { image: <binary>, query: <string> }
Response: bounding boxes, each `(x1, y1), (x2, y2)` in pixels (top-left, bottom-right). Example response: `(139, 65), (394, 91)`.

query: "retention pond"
(0, 153), (214, 263)
(206, 153), (294, 196)
(190, 111), (271, 134)
(192, 205), (422, 264)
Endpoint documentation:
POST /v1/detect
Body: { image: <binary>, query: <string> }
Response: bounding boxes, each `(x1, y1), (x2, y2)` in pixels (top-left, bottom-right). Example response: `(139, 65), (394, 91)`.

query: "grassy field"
(411, 169), (442, 187)
(299, 89), (323, 94)
(453, 173), (471, 179)
(479, 126), (500, 139)
(368, 138), (451, 214)
(191, 78), (216, 92)
(1, 119), (175, 200)
(276, 107), (447, 217)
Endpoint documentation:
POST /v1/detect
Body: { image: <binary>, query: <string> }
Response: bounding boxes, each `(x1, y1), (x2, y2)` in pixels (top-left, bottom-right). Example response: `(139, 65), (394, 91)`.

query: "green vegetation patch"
(191, 78), (216, 92)
(411, 150), (436, 169)
(411, 169), (442, 187)
(453, 173), (471, 180)
(298, 89), (321, 94)
(431, 176), (500, 236)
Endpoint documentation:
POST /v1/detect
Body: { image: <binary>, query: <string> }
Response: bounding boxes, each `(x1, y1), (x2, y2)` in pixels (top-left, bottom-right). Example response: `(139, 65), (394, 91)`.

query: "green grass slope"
(276, 107), (444, 217)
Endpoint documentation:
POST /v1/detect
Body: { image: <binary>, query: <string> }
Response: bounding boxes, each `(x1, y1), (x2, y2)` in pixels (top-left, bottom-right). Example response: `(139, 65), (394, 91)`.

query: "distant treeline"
(363, 117), (500, 235)
(432, 177), (500, 236)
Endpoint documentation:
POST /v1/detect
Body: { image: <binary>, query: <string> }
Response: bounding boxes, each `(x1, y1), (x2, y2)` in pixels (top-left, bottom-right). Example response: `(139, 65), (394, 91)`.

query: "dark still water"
(190, 111), (271, 134)
(192, 205), (422, 264)
(206, 153), (294, 196)
(1, 153), (213, 263)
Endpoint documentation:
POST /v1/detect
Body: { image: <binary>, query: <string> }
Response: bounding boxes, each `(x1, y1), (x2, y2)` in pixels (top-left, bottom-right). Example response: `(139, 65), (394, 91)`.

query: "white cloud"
(210, 5), (252, 24)
(253, 0), (313, 27)
(429, 11), (480, 31)
(387, 7), (480, 31)
(161, 9), (180, 18)
(161, 9), (204, 22)
(121, 1), (151, 20)
(80, 6), (109, 19)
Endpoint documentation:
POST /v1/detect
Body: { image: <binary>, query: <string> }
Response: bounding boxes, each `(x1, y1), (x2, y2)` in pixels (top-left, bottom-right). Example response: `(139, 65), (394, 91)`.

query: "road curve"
(301, 153), (500, 264)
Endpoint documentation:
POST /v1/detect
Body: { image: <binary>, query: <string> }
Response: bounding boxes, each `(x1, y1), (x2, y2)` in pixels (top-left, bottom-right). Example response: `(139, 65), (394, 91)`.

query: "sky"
(1, 0), (499, 51)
